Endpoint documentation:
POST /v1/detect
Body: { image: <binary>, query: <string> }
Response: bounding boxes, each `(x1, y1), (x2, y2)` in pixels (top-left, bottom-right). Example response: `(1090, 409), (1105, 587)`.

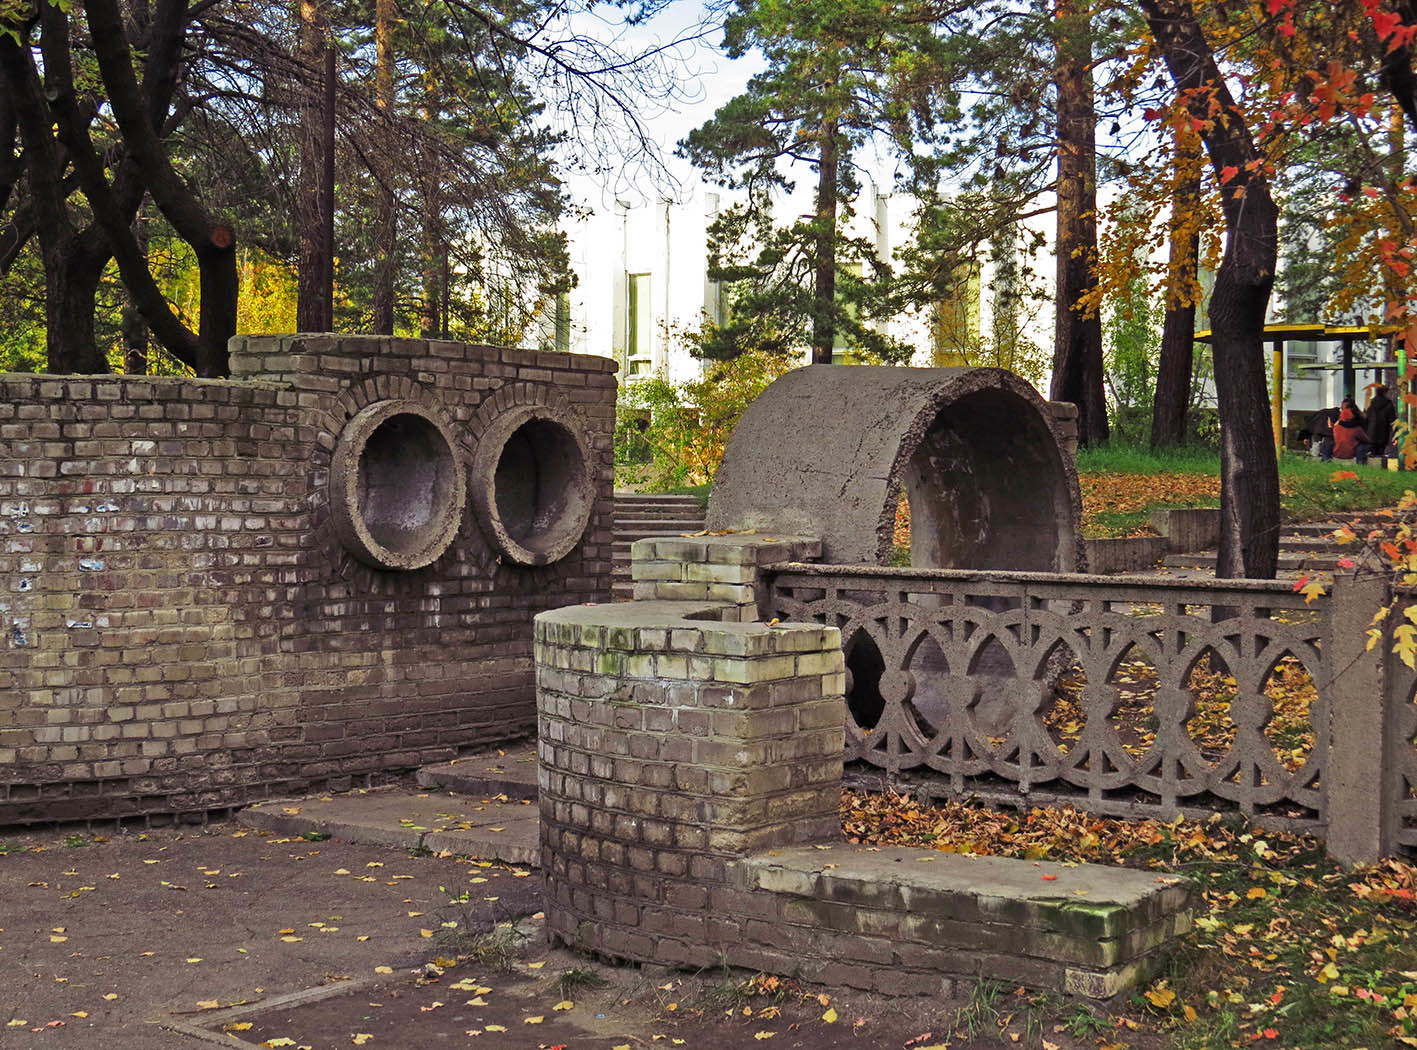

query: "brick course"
(0, 335), (615, 823)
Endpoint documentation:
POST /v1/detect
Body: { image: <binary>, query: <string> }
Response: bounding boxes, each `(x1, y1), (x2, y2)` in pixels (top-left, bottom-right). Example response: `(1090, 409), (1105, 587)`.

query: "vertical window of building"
(832, 262), (864, 363)
(627, 273), (652, 376)
(554, 291), (571, 353)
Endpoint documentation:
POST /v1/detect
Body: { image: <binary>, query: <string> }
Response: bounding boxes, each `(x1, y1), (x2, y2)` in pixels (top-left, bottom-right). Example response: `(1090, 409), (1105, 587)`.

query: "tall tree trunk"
(1141, 0), (1280, 579)
(420, 177), (443, 338)
(1050, 0), (1108, 446)
(1152, 136), (1201, 449)
(296, 0), (332, 332)
(810, 117), (839, 365)
(372, 0), (396, 334)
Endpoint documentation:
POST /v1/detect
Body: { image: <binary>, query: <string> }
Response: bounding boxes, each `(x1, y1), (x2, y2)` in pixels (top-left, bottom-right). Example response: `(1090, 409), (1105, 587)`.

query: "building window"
(1286, 339), (1317, 380)
(832, 262), (864, 362)
(554, 291), (571, 353)
(627, 273), (652, 376)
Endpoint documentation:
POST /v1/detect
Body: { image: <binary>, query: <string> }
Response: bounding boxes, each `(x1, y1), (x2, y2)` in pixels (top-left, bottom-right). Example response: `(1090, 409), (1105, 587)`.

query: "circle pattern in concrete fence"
(471, 407), (593, 566)
(330, 399), (466, 570)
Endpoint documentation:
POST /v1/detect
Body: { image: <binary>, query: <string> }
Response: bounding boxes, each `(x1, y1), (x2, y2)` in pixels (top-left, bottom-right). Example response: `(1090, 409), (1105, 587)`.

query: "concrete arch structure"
(706, 365), (1082, 571)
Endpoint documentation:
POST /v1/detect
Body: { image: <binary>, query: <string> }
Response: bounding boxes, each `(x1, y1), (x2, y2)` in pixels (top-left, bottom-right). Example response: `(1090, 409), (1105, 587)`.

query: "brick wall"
(0, 335), (615, 823)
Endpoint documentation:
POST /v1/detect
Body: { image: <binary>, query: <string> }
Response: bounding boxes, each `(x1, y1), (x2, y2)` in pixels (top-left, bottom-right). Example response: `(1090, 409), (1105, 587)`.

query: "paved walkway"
(240, 744), (541, 866)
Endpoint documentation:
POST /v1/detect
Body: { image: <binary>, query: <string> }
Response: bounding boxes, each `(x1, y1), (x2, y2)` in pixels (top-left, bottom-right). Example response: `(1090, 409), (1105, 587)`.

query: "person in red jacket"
(1332, 399), (1367, 460)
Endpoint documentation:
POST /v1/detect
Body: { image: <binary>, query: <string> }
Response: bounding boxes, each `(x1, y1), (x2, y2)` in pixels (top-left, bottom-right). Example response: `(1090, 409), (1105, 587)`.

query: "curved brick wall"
(0, 335), (615, 823)
(535, 600), (845, 970)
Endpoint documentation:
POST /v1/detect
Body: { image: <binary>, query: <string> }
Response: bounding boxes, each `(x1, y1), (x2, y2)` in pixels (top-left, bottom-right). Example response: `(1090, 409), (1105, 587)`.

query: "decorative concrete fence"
(620, 364), (1410, 865)
(0, 335), (615, 823)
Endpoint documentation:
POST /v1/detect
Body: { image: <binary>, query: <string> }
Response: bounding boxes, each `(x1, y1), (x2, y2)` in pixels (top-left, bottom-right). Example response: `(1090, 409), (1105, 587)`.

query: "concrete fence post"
(1326, 574), (1399, 866)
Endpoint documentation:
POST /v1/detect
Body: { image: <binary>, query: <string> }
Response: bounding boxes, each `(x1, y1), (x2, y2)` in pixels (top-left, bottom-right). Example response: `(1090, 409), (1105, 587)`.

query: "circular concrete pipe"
(707, 365), (1081, 570)
(470, 406), (594, 566)
(330, 399), (467, 571)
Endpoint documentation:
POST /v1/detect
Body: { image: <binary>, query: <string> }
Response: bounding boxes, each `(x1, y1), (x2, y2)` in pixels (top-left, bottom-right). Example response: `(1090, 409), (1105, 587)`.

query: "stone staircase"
(611, 492), (707, 599)
(1159, 510), (1398, 574)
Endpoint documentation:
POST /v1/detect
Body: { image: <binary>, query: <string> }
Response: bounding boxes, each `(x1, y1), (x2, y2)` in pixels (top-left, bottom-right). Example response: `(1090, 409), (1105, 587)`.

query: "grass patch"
(554, 967), (609, 999)
(947, 976), (1008, 1041)
(1073, 443), (1416, 536)
(1076, 443), (1222, 475)
(439, 921), (529, 970)
(0, 841), (26, 855)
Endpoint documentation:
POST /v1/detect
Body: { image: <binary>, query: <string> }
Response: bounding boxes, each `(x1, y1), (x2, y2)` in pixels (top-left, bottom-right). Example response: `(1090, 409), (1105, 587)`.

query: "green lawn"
(1077, 445), (1417, 537)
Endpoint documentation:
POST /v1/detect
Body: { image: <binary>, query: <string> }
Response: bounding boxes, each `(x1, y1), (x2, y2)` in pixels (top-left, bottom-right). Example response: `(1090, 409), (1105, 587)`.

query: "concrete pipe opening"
(331, 400), (466, 571)
(707, 365), (1080, 571)
(472, 409), (593, 566)
(901, 388), (1068, 571)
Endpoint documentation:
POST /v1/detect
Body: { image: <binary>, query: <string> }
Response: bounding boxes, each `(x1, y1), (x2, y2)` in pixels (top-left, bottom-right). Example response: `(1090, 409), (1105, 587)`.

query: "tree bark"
(1152, 137), (1201, 449)
(296, 0), (333, 332)
(372, 0), (396, 334)
(1140, 0), (1280, 579)
(1050, 0), (1108, 446)
(122, 210), (151, 374)
(810, 117), (839, 365)
(0, 30), (108, 373)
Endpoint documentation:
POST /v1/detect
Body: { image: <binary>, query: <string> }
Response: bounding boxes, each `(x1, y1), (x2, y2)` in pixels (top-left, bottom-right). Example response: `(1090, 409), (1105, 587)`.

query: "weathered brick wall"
(0, 335), (615, 823)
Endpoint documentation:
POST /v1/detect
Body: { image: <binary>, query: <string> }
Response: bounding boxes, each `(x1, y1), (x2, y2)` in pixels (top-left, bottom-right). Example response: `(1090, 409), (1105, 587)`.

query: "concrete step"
(1162, 551), (1313, 570)
(240, 785), (540, 866)
(612, 519), (708, 533)
(614, 526), (711, 542)
(416, 743), (539, 800)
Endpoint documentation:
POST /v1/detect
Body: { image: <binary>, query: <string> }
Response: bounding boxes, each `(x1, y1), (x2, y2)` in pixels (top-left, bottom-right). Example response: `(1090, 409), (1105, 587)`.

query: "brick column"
(535, 601), (844, 967)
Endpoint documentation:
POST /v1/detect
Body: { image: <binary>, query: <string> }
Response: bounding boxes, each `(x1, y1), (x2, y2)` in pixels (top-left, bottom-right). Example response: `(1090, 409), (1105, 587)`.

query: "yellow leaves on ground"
(1144, 984), (1176, 1009)
(822, 1007), (838, 1023)
(553, 1000), (575, 1011)
(1079, 473), (1223, 533)
(351, 1036), (373, 1046)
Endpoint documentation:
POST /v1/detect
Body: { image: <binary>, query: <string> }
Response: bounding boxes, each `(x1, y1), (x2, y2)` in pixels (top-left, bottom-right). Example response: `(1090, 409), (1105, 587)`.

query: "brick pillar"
(535, 602), (844, 967)
(1326, 574), (1400, 865)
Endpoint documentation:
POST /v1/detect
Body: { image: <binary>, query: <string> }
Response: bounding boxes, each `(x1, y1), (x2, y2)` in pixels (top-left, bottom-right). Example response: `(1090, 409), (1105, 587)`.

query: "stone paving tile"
(239, 786), (540, 865)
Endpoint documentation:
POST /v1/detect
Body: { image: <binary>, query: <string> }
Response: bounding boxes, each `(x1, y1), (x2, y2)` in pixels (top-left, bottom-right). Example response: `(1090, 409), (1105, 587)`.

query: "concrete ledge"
(739, 845), (1191, 994)
(1148, 507), (1220, 552)
(1083, 536), (1166, 574)
(240, 789), (540, 865)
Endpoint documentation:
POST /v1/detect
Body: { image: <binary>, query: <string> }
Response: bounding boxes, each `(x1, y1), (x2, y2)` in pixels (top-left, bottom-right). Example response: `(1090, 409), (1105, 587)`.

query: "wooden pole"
(1272, 338), (1284, 453)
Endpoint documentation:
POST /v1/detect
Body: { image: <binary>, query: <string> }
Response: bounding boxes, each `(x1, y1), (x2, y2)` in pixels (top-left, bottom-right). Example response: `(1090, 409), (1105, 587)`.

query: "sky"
(552, 1), (761, 209)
